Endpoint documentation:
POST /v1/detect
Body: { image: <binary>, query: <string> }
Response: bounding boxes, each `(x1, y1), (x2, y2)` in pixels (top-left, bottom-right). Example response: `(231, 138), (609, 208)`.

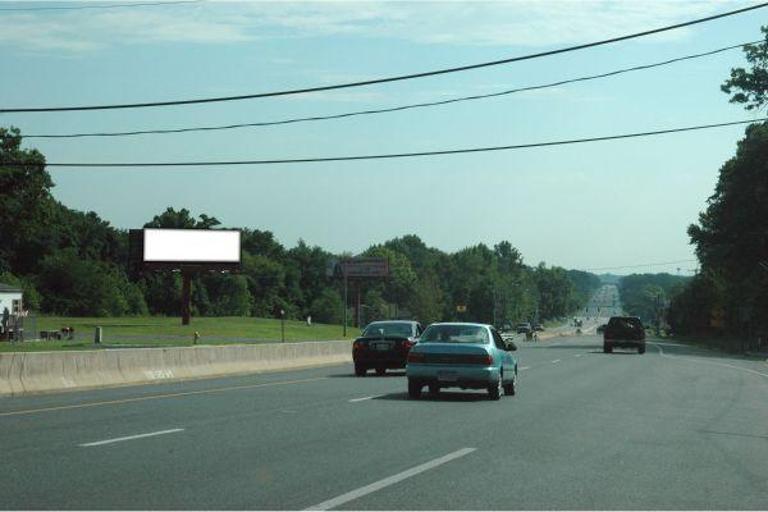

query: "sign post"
(337, 257), (389, 334)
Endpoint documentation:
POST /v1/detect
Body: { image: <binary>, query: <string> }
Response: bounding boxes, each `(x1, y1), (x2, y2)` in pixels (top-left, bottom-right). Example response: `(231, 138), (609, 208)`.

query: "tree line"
(666, 28), (768, 348)
(0, 127), (600, 326)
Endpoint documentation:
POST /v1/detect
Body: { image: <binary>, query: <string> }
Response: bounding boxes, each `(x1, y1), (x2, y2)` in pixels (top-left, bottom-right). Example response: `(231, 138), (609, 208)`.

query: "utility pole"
(343, 270), (348, 337)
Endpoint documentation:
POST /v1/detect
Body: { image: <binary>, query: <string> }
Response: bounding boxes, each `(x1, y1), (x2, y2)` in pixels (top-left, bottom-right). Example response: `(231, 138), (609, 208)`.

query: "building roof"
(0, 283), (22, 293)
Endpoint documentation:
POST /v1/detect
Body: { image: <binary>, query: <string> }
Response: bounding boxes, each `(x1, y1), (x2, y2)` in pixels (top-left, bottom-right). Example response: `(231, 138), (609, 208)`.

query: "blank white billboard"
(143, 229), (240, 263)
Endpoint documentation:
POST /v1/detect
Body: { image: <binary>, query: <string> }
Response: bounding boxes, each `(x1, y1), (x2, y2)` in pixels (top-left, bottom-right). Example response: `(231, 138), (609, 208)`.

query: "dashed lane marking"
(304, 448), (477, 510)
(80, 428), (184, 447)
(349, 395), (382, 403)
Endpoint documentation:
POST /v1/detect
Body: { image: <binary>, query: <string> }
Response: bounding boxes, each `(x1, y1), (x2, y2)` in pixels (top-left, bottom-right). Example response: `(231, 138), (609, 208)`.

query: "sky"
(1, 0), (766, 275)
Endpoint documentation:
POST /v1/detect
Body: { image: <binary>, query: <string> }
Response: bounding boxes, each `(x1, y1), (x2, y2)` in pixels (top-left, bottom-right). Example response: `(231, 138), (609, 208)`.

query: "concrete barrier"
(0, 340), (352, 396)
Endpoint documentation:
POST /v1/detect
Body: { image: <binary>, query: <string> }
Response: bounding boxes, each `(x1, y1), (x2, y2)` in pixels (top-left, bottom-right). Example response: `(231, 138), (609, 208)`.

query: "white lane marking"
(551, 359), (561, 364)
(653, 343), (768, 380)
(519, 366), (530, 371)
(574, 354), (582, 358)
(80, 428), (184, 447)
(348, 395), (381, 403)
(304, 448), (476, 511)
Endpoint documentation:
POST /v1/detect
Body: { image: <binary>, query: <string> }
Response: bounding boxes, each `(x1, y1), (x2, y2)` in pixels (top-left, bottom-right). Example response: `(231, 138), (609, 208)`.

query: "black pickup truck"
(603, 316), (646, 354)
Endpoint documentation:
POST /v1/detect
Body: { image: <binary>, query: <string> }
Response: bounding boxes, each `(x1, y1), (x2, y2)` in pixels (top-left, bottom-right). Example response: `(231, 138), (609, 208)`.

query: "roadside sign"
(341, 257), (389, 278)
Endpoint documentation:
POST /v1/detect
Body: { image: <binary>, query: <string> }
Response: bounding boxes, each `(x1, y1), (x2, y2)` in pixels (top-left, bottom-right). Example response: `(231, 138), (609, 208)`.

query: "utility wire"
(0, 1), (201, 12)
(585, 259), (698, 272)
(4, 118), (765, 168)
(23, 40), (761, 139)
(2, 2), (766, 113)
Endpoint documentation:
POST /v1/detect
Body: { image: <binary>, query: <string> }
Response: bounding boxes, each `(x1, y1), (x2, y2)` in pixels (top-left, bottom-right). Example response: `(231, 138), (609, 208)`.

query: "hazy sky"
(1, 0), (765, 274)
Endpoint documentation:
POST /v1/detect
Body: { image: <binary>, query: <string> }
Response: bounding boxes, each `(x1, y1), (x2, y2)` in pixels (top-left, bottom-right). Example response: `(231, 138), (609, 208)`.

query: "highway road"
(2, 334), (768, 510)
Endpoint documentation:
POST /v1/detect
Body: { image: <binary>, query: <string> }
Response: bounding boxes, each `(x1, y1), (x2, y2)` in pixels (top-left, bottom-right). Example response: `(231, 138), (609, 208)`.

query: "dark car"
(533, 323), (545, 332)
(603, 316), (646, 354)
(353, 320), (423, 376)
(516, 322), (532, 334)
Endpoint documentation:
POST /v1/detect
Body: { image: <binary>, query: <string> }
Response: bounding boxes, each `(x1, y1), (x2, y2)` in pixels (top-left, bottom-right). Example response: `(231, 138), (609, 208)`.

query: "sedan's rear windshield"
(362, 323), (413, 337)
(420, 325), (489, 344)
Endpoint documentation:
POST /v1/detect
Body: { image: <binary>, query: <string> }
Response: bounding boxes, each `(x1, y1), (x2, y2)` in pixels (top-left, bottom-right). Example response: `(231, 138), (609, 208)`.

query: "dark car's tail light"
(407, 352), (425, 363)
(402, 339), (415, 350)
(353, 341), (363, 351)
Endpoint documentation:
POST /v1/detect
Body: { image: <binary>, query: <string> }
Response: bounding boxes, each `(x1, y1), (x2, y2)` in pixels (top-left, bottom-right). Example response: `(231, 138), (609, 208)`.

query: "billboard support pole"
(181, 270), (192, 326)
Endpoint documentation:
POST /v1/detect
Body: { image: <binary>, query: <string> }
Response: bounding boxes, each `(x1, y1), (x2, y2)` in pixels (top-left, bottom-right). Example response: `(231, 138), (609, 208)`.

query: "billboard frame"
(130, 228), (242, 272)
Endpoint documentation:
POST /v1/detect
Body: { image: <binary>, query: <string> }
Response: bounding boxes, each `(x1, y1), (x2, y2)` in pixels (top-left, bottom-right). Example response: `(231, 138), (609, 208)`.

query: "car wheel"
(375, 367), (386, 376)
(488, 379), (502, 400)
(429, 383), (440, 396)
(354, 365), (367, 377)
(408, 379), (422, 399)
(603, 344), (613, 354)
(638, 345), (646, 354)
(503, 372), (517, 396)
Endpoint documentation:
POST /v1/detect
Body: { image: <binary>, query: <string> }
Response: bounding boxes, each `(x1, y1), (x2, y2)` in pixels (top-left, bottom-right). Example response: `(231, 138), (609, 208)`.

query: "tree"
(36, 250), (146, 316)
(144, 207), (221, 229)
(0, 127), (54, 274)
(721, 27), (768, 110)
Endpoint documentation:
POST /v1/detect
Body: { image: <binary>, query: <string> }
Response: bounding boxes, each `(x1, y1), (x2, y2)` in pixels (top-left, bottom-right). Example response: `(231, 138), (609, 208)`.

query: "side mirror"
(506, 341), (518, 352)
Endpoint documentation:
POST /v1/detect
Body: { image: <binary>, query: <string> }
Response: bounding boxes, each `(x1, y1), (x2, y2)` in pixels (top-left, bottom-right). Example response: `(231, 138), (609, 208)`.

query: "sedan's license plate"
(437, 371), (458, 382)
(375, 343), (391, 351)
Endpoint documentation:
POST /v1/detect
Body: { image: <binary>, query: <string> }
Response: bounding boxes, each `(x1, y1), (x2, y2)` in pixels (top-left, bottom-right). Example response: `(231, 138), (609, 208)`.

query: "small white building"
(0, 282), (23, 316)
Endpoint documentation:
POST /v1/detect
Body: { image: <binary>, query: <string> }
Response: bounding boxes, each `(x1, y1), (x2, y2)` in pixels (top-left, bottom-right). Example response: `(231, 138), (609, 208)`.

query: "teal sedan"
(406, 323), (518, 400)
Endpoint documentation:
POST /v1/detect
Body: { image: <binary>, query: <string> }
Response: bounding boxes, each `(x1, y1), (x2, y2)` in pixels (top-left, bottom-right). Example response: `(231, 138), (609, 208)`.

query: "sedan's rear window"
(420, 325), (489, 344)
(362, 322), (413, 337)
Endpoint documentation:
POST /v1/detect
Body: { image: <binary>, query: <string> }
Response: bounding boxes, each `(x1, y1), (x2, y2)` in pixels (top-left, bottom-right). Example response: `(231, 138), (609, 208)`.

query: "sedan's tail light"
(402, 339), (415, 350)
(407, 352), (425, 363)
(353, 341), (363, 351)
(481, 354), (493, 366)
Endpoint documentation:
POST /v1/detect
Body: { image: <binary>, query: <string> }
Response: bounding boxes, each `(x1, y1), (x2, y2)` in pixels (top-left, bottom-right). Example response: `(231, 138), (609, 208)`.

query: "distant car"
(516, 322), (532, 334)
(533, 323), (545, 331)
(353, 320), (423, 376)
(603, 316), (646, 354)
(406, 323), (518, 400)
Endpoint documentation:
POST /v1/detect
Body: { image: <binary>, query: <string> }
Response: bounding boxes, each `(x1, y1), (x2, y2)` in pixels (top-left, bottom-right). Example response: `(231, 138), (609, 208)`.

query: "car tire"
(408, 380), (422, 399)
(488, 379), (502, 400)
(638, 345), (646, 354)
(603, 344), (613, 354)
(428, 383), (440, 396)
(354, 365), (367, 377)
(376, 367), (386, 376)
(503, 372), (517, 396)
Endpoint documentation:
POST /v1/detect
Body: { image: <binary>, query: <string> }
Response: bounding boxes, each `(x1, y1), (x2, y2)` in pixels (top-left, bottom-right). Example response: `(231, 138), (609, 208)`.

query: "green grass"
(0, 316), (358, 352)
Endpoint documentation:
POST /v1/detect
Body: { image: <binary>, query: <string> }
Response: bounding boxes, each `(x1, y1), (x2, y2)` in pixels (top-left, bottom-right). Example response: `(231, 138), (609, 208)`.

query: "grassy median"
(0, 316), (358, 352)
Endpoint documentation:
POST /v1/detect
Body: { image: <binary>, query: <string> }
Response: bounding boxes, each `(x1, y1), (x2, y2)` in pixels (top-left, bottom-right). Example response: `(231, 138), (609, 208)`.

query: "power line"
(585, 260), (698, 272)
(0, 1), (201, 12)
(2, 2), (766, 113)
(4, 118), (765, 168)
(23, 40), (760, 139)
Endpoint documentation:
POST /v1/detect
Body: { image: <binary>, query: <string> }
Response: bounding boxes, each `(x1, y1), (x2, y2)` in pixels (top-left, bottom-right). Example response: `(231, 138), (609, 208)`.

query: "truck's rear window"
(608, 318), (643, 330)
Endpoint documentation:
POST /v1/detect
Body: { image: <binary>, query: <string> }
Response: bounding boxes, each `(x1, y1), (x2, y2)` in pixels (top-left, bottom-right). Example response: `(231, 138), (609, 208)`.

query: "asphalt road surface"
(2, 335), (768, 510)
